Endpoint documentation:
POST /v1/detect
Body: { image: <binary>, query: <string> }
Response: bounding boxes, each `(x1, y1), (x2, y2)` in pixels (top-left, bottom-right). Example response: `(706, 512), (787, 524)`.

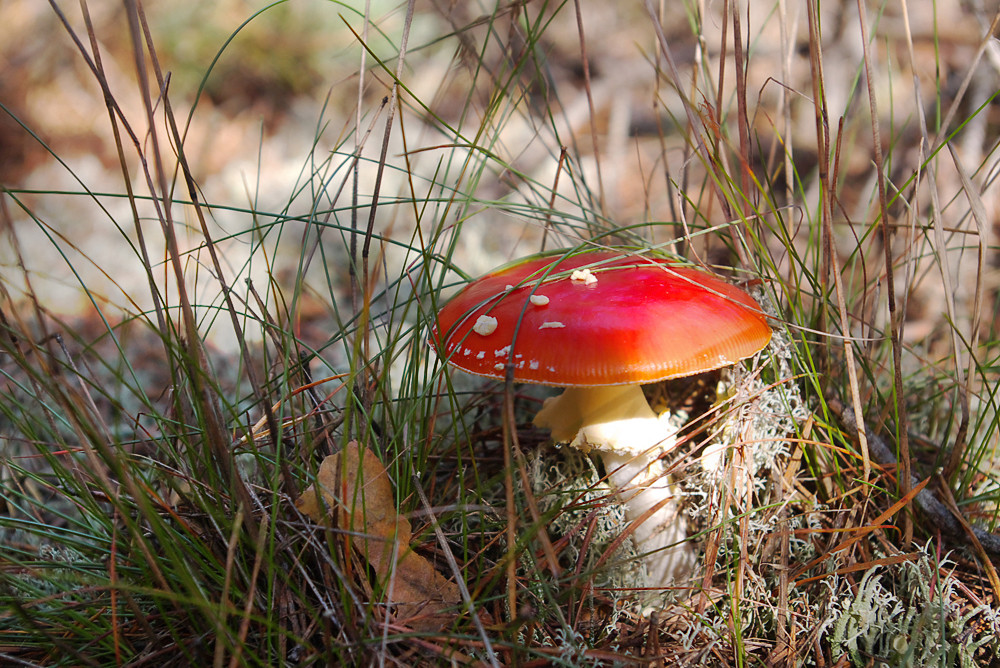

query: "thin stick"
(833, 402), (1000, 562)
(409, 473), (500, 668)
(355, 0), (416, 436)
(501, 377), (518, 622)
(644, 0), (735, 226)
(572, 0), (605, 214)
(730, 0), (753, 221)
(77, 0), (166, 336)
(806, 1), (870, 483)
(350, 0), (373, 314)
(856, 0), (911, 543)
(941, 144), (987, 481)
(540, 147), (568, 252)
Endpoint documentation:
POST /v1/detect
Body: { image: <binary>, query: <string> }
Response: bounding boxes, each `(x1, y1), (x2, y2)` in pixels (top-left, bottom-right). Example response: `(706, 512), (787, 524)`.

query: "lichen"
(528, 443), (645, 616)
(828, 547), (1000, 667)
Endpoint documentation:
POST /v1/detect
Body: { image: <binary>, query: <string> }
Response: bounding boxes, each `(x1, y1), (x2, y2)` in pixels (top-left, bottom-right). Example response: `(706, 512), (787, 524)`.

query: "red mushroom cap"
(433, 249), (772, 387)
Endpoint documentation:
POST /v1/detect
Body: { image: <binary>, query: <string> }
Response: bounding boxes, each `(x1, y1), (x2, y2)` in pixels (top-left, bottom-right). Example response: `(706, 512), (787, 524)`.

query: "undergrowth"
(2, 0), (1000, 665)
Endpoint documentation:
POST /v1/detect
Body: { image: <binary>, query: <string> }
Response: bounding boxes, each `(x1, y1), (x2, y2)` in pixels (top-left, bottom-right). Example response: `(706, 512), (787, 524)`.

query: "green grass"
(2, 0), (1000, 665)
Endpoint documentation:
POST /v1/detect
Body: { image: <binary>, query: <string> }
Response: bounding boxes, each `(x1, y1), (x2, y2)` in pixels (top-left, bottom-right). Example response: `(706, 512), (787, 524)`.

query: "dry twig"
(833, 402), (1000, 563)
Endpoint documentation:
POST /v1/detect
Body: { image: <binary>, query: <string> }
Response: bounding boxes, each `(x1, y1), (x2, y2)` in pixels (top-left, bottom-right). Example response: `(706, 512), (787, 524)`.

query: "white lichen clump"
(528, 443), (645, 614)
(828, 547), (999, 666)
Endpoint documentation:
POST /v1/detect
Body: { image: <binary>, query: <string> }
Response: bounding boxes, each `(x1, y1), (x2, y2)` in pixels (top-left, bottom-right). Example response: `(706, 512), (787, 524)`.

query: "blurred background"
(3, 1), (993, 350)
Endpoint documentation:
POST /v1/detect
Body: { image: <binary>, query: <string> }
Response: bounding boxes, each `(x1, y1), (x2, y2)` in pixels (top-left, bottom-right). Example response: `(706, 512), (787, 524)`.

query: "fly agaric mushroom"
(432, 249), (771, 596)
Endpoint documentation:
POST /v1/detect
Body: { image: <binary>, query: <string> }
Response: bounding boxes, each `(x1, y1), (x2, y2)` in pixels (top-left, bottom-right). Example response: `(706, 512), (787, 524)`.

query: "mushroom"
(432, 249), (772, 598)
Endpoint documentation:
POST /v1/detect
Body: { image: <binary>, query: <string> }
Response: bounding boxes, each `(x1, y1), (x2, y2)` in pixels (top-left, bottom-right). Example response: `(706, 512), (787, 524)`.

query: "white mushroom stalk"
(533, 384), (695, 587)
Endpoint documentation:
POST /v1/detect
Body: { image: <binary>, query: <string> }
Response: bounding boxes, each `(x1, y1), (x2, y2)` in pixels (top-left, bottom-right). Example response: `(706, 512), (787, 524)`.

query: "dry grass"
(2, 0), (1000, 665)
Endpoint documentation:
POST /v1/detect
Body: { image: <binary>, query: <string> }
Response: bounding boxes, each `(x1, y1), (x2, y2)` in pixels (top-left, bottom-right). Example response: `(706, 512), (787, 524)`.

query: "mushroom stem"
(599, 450), (693, 587)
(533, 385), (695, 593)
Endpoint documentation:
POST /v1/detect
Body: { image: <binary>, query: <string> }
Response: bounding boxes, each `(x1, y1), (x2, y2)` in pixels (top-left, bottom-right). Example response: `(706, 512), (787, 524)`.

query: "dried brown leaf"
(296, 441), (461, 630)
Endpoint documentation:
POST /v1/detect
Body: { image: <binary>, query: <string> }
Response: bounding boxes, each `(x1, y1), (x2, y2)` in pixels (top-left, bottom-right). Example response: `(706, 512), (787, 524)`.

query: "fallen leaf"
(296, 441), (461, 630)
